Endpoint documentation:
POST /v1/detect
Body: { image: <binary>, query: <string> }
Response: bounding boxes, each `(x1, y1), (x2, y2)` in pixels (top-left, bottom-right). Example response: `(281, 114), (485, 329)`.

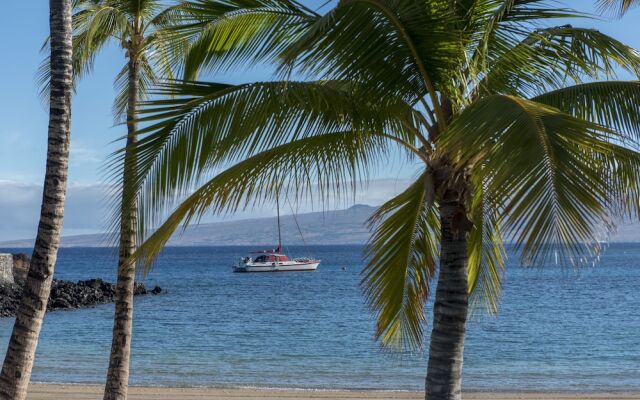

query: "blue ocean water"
(0, 244), (639, 392)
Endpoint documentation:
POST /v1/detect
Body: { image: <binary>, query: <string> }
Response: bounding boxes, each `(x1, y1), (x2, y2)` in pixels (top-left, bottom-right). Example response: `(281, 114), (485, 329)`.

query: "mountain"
(0, 205), (377, 248)
(2, 203), (638, 248)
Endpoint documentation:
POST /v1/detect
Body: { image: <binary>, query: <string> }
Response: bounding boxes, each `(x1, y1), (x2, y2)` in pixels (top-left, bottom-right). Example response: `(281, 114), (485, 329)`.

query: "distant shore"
(25, 384), (640, 400)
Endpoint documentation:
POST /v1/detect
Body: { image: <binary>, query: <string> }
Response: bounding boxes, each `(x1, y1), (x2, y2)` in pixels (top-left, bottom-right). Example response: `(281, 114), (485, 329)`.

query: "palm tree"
(52, 1), (183, 398)
(125, 1), (640, 399)
(0, 1), (73, 399)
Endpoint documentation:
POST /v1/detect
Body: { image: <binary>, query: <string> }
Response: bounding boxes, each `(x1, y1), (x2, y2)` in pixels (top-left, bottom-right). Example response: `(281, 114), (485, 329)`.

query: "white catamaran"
(233, 199), (320, 273)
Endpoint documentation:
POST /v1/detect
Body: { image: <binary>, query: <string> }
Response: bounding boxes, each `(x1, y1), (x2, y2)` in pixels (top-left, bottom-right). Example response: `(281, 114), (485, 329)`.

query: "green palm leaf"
(112, 54), (159, 121)
(176, 0), (317, 79)
(533, 81), (640, 140)
(362, 171), (440, 351)
(121, 79), (420, 235)
(532, 81), (640, 218)
(465, 0), (581, 77)
(135, 130), (391, 271)
(597, 0), (640, 16)
(280, 0), (462, 104)
(444, 94), (640, 267)
(474, 26), (640, 99)
(467, 181), (505, 315)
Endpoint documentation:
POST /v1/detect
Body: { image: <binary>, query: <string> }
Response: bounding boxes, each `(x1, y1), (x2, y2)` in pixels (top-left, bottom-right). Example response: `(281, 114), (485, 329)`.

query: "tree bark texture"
(0, 1), (73, 398)
(103, 52), (140, 400)
(425, 195), (471, 400)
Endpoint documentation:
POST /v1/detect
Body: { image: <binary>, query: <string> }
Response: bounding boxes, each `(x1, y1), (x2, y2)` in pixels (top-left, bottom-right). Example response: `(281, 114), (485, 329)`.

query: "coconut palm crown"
(121, 1), (640, 399)
(39, 0), (185, 120)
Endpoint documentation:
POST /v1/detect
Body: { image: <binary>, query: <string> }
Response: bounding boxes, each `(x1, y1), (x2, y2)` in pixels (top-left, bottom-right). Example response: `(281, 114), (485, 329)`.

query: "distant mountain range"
(0, 204), (377, 248)
(1, 203), (638, 248)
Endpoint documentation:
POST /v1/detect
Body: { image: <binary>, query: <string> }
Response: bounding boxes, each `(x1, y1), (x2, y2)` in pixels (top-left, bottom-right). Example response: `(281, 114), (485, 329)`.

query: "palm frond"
(112, 54), (160, 121)
(467, 179), (505, 314)
(175, 0), (317, 79)
(473, 25), (640, 99)
(143, 27), (189, 82)
(73, 3), (131, 61)
(118, 0), (162, 19)
(466, 0), (582, 79)
(362, 171), (439, 352)
(532, 81), (640, 141)
(443, 94), (640, 267)
(596, 0), (640, 16)
(279, 0), (462, 102)
(134, 130), (390, 273)
(122, 79), (418, 236)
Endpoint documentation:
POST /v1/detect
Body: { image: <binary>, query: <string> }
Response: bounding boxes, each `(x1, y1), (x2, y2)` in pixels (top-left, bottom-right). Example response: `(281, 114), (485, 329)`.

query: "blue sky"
(0, 1), (638, 241)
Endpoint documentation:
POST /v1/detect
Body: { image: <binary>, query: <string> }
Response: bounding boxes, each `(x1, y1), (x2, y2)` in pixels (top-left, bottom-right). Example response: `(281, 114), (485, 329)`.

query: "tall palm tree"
(50, 1), (183, 398)
(0, 1), (73, 399)
(125, 1), (640, 399)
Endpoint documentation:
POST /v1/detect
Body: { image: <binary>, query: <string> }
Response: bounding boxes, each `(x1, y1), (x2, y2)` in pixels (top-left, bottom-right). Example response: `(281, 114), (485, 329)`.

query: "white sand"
(24, 384), (640, 400)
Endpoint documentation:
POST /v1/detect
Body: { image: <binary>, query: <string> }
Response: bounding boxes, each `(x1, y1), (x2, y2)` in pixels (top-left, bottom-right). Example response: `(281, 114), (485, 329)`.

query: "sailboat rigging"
(232, 198), (321, 273)
(276, 196), (282, 253)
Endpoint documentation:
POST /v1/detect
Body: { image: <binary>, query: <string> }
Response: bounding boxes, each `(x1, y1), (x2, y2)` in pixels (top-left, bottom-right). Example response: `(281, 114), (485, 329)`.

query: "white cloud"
(355, 178), (412, 206)
(70, 145), (104, 165)
(0, 181), (111, 241)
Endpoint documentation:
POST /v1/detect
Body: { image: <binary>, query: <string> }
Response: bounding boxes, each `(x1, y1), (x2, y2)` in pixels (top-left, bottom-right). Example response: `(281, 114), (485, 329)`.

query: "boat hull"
(233, 261), (320, 273)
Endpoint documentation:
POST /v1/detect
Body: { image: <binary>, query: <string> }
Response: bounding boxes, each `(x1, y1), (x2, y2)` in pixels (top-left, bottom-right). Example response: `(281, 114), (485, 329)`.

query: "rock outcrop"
(0, 253), (162, 317)
(11, 253), (29, 284)
(0, 278), (162, 317)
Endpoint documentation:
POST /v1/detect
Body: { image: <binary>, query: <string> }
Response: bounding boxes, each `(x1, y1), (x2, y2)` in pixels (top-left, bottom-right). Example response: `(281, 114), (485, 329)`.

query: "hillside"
(0, 205), (377, 248)
(1, 203), (638, 248)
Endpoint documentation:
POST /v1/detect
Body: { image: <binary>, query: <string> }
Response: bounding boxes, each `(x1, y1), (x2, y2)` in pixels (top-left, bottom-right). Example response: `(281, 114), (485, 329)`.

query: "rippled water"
(0, 244), (638, 391)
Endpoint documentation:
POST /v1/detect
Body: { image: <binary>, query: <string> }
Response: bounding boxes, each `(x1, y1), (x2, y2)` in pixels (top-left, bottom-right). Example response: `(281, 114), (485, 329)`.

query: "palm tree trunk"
(103, 54), (140, 400)
(425, 196), (471, 400)
(0, 1), (73, 398)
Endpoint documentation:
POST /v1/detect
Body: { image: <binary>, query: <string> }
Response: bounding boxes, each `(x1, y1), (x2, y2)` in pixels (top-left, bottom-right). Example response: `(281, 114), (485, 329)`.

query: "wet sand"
(25, 384), (640, 400)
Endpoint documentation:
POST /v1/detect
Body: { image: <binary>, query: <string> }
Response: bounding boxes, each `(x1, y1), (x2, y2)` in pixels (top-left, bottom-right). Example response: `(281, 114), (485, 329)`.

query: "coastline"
(25, 384), (640, 400)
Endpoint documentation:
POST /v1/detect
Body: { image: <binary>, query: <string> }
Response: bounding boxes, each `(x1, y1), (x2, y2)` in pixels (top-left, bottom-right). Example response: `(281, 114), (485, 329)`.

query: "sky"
(0, 1), (638, 241)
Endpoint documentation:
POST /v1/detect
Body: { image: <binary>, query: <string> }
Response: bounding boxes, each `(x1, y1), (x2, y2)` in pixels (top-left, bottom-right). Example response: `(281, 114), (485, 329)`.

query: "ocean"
(0, 244), (638, 392)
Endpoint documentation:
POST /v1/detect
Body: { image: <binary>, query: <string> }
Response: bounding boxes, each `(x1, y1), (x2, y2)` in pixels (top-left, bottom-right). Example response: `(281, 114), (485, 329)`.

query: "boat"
(233, 248), (320, 273)
(233, 198), (320, 273)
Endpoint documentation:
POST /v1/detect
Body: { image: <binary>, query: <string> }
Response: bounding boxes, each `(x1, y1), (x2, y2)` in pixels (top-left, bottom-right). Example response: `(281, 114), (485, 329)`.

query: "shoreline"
(29, 381), (640, 393)
(24, 384), (640, 400)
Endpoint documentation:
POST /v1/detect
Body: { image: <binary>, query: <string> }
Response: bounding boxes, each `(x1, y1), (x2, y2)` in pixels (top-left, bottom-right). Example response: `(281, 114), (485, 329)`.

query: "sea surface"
(0, 244), (639, 392)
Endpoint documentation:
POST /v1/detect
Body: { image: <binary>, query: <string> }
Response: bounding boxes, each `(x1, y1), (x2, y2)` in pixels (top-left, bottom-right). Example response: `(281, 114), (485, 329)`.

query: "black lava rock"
(134, 283), (147, 295)
(0, 285), (21, 318)
(0, 279), (161, 317)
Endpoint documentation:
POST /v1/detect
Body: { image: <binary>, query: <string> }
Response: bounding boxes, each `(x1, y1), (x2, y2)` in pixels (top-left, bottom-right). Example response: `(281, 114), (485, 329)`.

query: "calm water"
(0, 244), (639, 391)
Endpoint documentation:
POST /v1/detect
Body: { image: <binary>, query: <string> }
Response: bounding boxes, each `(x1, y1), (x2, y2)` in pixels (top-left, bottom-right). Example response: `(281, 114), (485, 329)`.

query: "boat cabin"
(253, 254), (290, 263)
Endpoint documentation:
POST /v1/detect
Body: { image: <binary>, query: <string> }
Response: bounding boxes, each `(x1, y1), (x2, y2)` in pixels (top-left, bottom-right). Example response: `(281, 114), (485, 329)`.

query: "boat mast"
(276, 196), (282, 252)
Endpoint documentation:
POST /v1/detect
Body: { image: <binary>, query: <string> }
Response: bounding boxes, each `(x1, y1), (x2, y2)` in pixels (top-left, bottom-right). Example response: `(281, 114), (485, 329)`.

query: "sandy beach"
(23, 385), (640, 400)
